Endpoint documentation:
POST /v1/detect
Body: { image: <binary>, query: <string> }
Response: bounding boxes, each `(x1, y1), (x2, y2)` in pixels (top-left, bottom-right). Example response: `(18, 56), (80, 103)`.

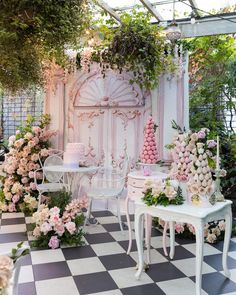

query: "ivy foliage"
(186, 35), (236, 199)
(0, 0), (91, 93)
(80, 10), (176, 90)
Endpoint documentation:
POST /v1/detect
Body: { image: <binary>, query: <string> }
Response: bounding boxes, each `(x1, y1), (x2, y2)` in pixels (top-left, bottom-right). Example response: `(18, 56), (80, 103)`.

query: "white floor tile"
(150, 236), (178, 248)
(0, 224), (26, 234)
(228, 251), (236, 260)
(84, 224), (107, 234)
(109, 267), (153, 288)
(96, 216), (120, 224)
(0, 241), (29, 254)
(67, 257), (106, 275)
(183, 243), (221, 256)
(130, 249), (168, 264)
(172, 257), (216, 277)
(110, 230), (135, 242)
(157, 277), (208, 295)
(31, 249), (65, 265)
(25, 216), (34, 224)
(221, 269), (236, 283)
(1, 213), (24, 219)
(91, 242), (125, 256)
(36, 277), (79, 295)
(19, 265), (34, 283)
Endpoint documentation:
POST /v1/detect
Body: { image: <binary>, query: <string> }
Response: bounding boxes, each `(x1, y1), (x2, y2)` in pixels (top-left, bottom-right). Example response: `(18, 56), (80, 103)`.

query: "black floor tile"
(62, 245), (96, 260)
(99, 253), (136, 270)
(33, 261), (71, 281)
(119, 240), (137, 252)
(0, 232), (28, 243)
(157, 245), (195, 261)
(18, 282), (36, 295)
(85, 232), (115, 244)
(1, 217), (25, 225)
(190, 272), (236, 295)
(102, 222), (128, 232)
(204, 254), (236, 271)
(146, 262), (186, 282)
(121, 283), (165, 295)
(74, 271), (118, 294)
(92, 211), (114, 217)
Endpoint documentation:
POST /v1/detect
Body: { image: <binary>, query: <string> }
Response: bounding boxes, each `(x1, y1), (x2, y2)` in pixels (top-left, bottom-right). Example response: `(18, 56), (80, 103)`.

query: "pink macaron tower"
(140, 116), (158, 164)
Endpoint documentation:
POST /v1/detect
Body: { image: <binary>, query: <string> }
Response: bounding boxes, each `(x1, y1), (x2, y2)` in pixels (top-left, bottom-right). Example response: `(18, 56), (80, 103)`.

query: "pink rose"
(12, 195), (20, 203)
(49, 214), (60, 226)
(30, 182), (37, 190)
(48, 236), (60, 249)
(22, 177), (29, 184)
(175, 223), (185, 234)
(54, 222), (65, 236)
(65, 222), (76, 234)
(40, 222), (52, 235)
(8, 203), (16, 212)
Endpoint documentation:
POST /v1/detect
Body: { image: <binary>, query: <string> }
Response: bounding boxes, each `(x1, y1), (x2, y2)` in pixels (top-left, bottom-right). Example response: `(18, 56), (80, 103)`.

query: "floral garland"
(157, 218), (226, 244)
(32, 191), (87, 249)
(0, 115), (57, 213)
(142, 179), (184, 207)
(0, 242), (29, 294)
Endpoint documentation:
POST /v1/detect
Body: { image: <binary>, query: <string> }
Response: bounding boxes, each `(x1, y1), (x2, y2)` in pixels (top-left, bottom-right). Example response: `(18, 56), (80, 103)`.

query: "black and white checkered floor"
(1, 211), (236, 295)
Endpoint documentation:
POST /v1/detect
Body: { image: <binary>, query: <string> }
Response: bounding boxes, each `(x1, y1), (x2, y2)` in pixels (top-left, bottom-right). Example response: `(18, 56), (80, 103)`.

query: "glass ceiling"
(103, 0), (236, 21)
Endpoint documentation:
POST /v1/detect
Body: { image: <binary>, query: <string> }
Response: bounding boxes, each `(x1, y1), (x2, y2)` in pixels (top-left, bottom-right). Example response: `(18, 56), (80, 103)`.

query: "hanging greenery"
(78, 10), (177, 90)
(0, 0), (91, 93)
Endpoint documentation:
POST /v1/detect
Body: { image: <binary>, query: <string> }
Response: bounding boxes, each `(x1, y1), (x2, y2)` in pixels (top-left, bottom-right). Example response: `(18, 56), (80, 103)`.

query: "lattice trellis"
(1, 90), (44, 139)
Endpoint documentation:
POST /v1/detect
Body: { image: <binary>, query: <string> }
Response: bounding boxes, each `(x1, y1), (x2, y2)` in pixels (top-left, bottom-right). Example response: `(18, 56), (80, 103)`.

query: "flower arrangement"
(32, 191), (87, 249)
(0, 242), (29, 295)
(0, 115), (57, 213)
(142, 179), (184, 207)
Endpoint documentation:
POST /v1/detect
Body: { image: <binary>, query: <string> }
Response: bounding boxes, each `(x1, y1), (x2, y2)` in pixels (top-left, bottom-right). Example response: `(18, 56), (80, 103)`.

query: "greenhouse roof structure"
(95, 0), (236, 37)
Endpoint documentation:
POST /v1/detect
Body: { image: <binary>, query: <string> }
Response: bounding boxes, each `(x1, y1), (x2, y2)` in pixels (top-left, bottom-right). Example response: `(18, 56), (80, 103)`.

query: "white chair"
(34, 154), (67, 210)
(5, 245), (30, 295)
(84, 156), (129, 231)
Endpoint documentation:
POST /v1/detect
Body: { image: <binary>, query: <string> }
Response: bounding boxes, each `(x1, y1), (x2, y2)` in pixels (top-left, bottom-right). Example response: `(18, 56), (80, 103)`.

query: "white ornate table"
(126, 170), (168, 257)
(134, 200), (232, 295)
(43, 165), (98, 194)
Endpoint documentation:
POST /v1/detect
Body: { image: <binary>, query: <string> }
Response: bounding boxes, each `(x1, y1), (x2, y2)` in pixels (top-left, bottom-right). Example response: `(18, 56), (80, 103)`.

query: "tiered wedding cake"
(63, 143), (85, 168)
(140, 116), (158, 164)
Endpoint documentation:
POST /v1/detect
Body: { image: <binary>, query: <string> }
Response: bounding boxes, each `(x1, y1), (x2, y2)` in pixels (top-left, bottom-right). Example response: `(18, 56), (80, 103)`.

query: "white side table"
(126, 171), (168, 257)
(134, 200), (232, 295)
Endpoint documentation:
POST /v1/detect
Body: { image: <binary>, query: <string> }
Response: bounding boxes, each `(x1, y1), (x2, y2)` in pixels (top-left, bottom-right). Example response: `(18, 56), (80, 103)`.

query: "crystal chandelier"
(166, 0), (181, 41)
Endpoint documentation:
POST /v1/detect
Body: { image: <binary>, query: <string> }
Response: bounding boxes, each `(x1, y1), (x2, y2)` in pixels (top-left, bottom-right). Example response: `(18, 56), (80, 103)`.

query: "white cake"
(63, 143), (85, 168)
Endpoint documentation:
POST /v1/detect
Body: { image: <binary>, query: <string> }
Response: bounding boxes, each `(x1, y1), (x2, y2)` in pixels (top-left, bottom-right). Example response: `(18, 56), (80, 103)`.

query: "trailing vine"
(78, 10), (177, 90)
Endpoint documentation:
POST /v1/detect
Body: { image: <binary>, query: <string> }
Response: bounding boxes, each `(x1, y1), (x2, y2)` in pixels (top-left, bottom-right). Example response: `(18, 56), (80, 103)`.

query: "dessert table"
(43, 165), (98, 195)
(134, 199), (232, 295)
(126, 170), (168, 257)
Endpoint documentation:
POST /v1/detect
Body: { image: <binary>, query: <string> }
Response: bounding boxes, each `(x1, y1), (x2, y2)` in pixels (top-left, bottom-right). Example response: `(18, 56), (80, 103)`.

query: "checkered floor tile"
(1, 211), (236, 295)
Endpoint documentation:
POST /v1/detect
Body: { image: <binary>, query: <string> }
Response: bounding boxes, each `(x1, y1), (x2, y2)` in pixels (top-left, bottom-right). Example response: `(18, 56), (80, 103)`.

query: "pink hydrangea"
(48, 236), (60, 249)
(197, 130), (206, 139)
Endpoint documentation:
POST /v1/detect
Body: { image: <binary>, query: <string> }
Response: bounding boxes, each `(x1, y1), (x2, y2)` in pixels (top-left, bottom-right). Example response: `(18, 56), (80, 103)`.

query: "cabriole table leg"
(223, 207), (232, 278)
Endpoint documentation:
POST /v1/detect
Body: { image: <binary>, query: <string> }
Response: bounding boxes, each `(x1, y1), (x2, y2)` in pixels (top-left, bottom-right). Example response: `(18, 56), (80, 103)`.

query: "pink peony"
(54, 222), (65, 236)
(50, 207), (60, 215)
(207, 140), (217, 148)
(12, 195), (20, 203)
(48, 236), (60, 249)
(197, 130), (206, 139)
(21, 177), (29, 184)
(65, 222), (76, 234)
(30, 182), (37, 190)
